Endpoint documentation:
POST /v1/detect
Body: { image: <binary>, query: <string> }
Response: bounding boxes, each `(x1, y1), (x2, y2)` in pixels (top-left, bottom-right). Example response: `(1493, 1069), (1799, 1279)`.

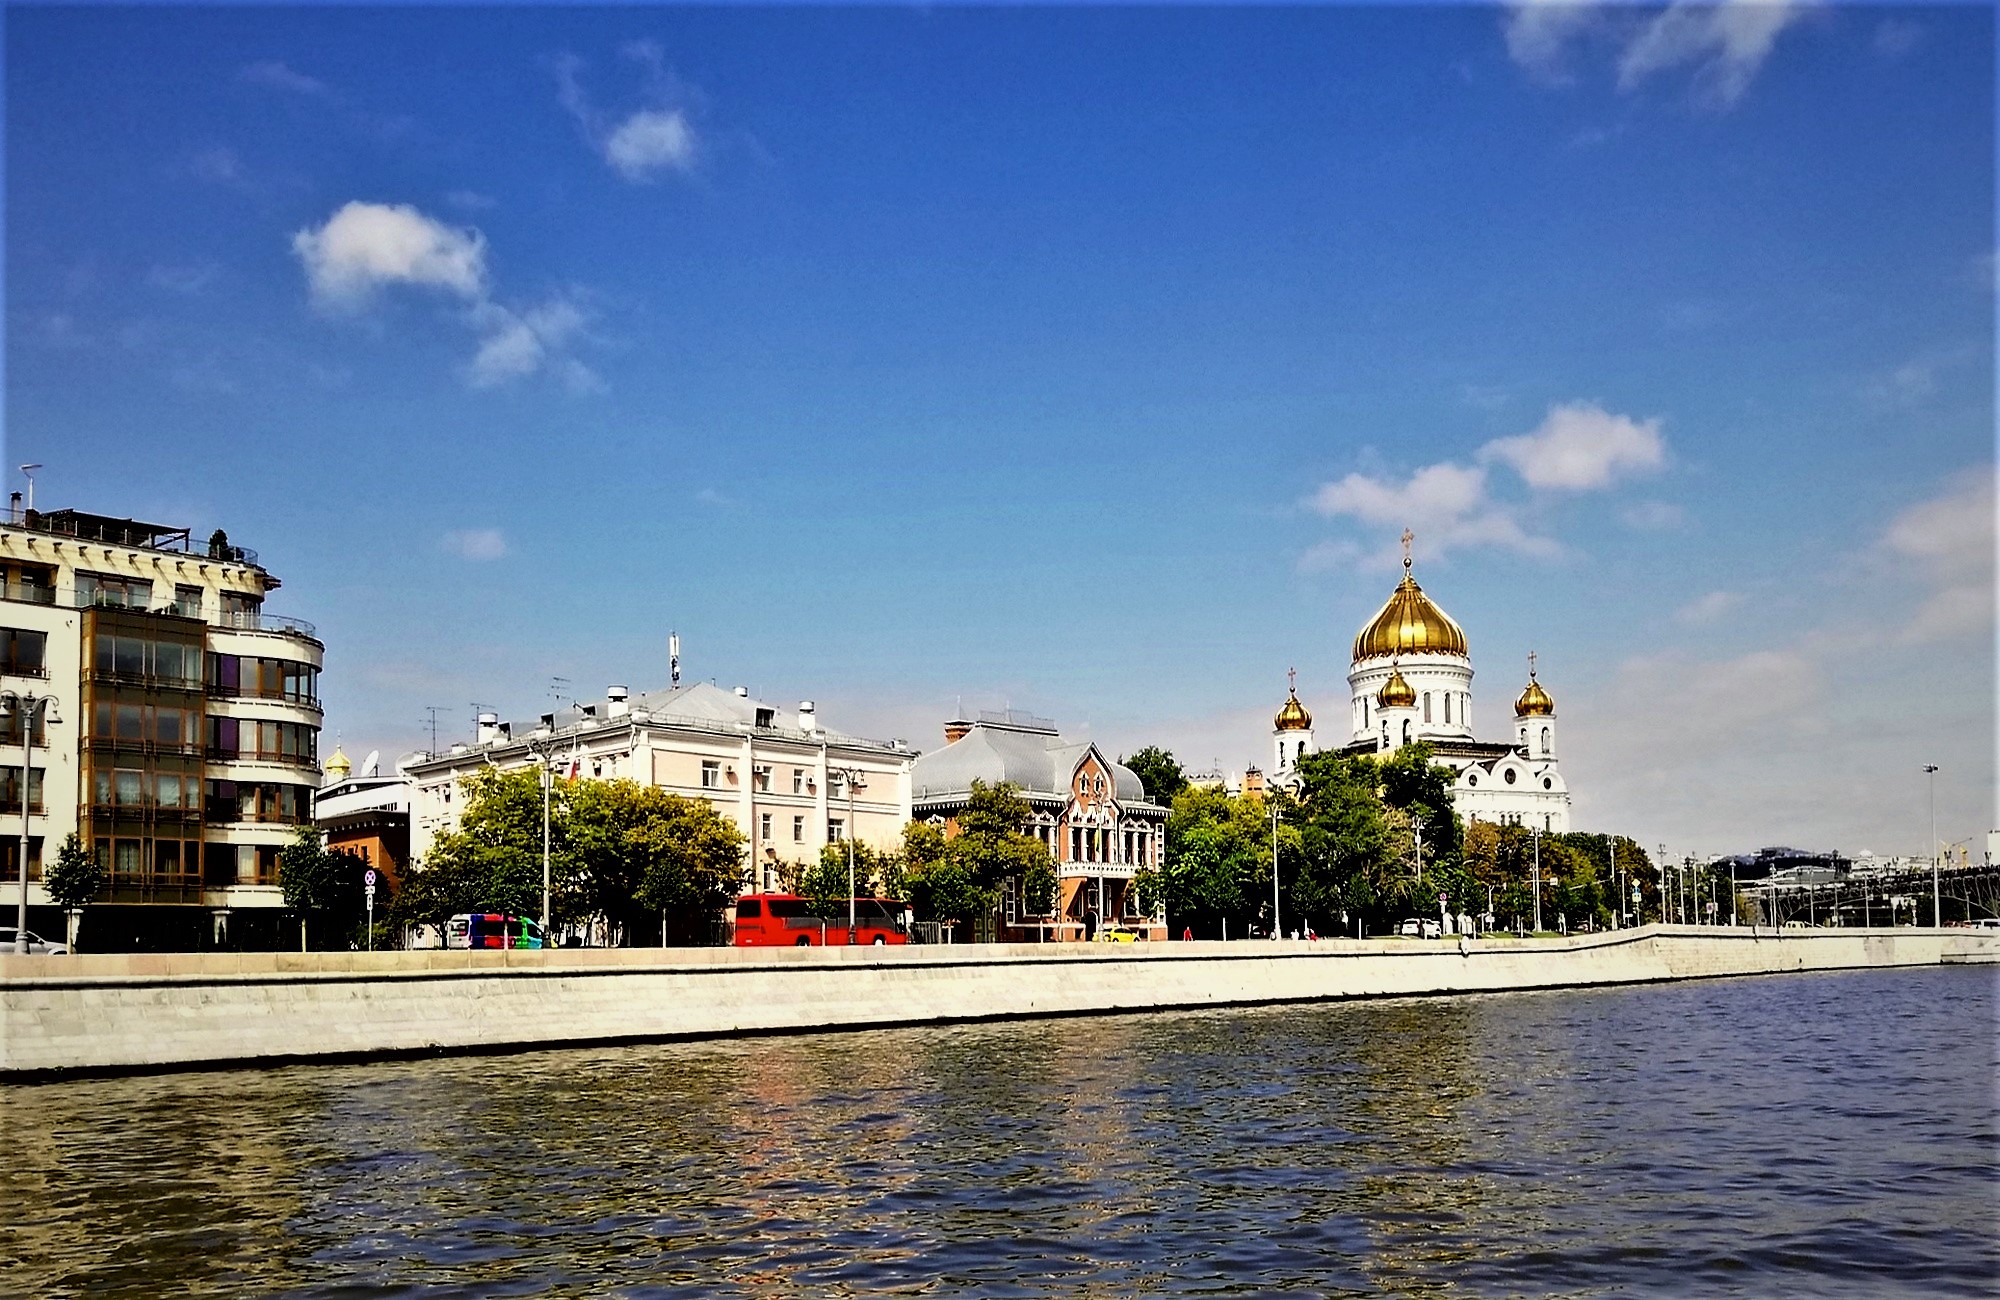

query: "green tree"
(1161, 784), (1279, 936)
(571, 779), (746, 942)
(1120, 746), (1187, 805)
(43, 833), (104, 951)
(395, 768), (560, 934)
(278, 826), (373, 949)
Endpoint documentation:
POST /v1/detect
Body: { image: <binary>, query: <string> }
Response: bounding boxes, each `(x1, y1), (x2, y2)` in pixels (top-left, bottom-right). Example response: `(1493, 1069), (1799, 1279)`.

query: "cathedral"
(1269, 537), (1572, 832)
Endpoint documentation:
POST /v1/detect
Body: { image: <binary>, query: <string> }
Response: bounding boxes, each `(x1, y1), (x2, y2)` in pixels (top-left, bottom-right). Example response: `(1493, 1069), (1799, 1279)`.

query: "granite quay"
(3, 925), (1992, 1079)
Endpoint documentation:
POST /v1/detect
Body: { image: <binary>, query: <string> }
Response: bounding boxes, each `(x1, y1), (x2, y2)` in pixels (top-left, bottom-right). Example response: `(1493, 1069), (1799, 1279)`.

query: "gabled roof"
(913, 718), (1158, 809)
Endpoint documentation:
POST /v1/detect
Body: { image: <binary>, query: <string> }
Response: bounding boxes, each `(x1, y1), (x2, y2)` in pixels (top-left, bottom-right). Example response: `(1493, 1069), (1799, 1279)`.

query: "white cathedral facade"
(1269, 544), (1572, 832)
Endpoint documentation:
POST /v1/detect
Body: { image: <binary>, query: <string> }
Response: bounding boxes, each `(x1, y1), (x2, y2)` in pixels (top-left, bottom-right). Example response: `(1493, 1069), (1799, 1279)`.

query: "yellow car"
(1097, 925), (1144, 942)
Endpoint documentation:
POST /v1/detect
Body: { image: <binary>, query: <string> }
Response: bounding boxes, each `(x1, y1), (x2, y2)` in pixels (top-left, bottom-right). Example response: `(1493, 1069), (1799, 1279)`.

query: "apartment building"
(406, 680), (915, 894)
(0, 506), (322, 949)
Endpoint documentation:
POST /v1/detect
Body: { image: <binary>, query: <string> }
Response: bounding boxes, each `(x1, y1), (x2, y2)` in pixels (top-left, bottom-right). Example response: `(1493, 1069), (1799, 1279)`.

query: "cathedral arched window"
(1444, 694), (1451, 724)
(1541, 726), (1551, 753)
(1402, 720), (1412, 745)
(1423, 692), (1432, 723)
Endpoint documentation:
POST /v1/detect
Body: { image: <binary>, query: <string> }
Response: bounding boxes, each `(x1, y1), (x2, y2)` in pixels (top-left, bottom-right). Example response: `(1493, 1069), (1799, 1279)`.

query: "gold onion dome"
(1275, 691), (1313, 732)
(1376, 665), (1417, 710)
(1515, 675), (1554, 717)
(324, 746), (352, 778)
(1352, 554), (1469, 663)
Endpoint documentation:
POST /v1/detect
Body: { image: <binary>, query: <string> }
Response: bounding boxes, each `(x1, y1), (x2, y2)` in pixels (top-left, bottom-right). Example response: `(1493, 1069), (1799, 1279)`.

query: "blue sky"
(6, 3), (1993, 858)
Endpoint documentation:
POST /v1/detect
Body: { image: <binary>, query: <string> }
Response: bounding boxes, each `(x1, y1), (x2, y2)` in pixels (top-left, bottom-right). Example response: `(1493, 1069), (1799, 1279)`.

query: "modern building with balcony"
(0, 505), (323, 949)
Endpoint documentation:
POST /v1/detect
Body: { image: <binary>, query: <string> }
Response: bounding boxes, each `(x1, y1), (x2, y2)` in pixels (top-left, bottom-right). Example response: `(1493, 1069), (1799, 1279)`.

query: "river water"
(4, 965), (1994, 1297)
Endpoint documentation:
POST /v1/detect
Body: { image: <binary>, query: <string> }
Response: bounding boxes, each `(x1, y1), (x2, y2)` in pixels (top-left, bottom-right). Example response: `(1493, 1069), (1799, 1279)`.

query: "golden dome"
(1515, 659), (1554, 717)
(1376, 665), (1417, 710)
(1274, 691), (1313, 732)
(1351, 557), (1468, 663)
(324, 746), (352, 779)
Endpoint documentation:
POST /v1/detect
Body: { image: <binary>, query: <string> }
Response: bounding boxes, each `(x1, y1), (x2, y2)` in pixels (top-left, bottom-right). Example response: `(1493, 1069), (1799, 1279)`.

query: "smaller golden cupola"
(1376, 663), (1417, 710)
(1514, 652), (1554, 717)
(1274, 667), (1313, 732)
(324, 745), (353, 780)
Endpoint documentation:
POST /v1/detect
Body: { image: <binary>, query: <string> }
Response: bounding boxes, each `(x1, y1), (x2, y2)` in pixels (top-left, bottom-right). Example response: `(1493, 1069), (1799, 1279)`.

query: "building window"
(0, 764), (45, 813)
(828, 818), (845, 842)
(701, 760), (720, 789)
(170, 585), (203, 618)
(793, 769), (805, 794)
(760, 812), (773, 841)
(0, 836), (43, 882)
(829, 773), (845, 800)
(1504, 768), (1517, 785)
(1541, 727), (1551, 753)
(753, 765), (772, 792)
(220, 591), (261, 624)
(1444, 694), (1451, 724)
(78, 572), (153, 610)
(1423, 693), (1432, 723)
(0, 627), (46, 677)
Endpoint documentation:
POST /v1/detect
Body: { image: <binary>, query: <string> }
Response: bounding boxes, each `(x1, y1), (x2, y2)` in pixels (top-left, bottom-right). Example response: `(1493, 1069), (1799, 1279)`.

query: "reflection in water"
(3, 966), (1993, 1297)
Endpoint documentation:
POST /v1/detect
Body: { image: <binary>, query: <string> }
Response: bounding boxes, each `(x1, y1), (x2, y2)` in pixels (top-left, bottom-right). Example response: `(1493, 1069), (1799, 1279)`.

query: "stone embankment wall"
(3, 925), (1993, 1078)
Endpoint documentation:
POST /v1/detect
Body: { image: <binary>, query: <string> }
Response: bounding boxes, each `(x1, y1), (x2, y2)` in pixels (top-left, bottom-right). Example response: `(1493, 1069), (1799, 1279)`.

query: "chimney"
(798, 700), (817, 733)
(607, 685), (629, 718)
(943, 718), (972, 744)
(476, 712), (500, 745)
(734, 685), (749, 698)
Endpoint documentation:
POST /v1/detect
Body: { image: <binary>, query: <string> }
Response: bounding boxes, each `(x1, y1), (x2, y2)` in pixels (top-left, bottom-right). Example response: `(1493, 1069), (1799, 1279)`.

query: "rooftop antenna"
(19, 465), (40, 514)
(422, 705), (444, 756)
(669, 632), (681, 687)
(470, 702), (496, 740)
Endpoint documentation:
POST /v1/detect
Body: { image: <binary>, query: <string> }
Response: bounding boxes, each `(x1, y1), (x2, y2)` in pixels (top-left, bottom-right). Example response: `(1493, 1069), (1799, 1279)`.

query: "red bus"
(733, 894), (914, 946)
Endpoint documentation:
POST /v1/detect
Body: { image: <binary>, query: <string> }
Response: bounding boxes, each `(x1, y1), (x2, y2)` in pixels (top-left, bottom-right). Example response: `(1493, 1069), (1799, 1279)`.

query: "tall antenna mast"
(469, 701), (496, 741)
(422, 705), (444, 756)
(669, 632), (681, 687)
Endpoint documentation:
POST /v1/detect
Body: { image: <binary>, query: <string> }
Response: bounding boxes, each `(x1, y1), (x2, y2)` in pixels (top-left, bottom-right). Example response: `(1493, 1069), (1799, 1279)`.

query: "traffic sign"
(365, 868), (377, 886)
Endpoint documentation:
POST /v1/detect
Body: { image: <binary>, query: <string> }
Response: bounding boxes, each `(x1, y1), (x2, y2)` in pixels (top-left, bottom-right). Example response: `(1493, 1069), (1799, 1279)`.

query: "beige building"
(0, 504), (323, 949)
(406, 681), (915, 893)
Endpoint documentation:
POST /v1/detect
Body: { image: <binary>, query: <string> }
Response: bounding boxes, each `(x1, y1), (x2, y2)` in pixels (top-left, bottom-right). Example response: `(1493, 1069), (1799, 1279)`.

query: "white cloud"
(187, 146), (245, 185)
(603, 109), (697, 180)
(467, 296), (591, 389)
(1504, 0), (1805, 109)
(1481, 401), (1666, 491)
(1304, 400), (1668, 568)
(292, 201), (487, 309)
(1873, 19), (1923, 58)
(1310, 462), (1558, 566)
(1618, 1), (1806, 108)
(240, 61), (327, 95)
(441, 528), (509, 561)
(1675, 590), (1743, 625)
(557, 52), (701, 183)
(1622, 500), (1684, 531)
(147, 262), (218, 294)
(1880, 468), (1995, 644)
(292, 201), (599, 391)
(1504, 1), (1600, 82)
(445, 189), (497, 211)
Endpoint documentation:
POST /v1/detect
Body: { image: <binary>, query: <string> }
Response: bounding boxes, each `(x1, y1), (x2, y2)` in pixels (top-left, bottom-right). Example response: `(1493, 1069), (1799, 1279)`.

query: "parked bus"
(445, 913), (550, 950)
(733, 894), (914, 946)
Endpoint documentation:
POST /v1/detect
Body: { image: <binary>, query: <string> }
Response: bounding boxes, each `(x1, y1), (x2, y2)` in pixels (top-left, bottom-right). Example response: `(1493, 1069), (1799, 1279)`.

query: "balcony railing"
(0, 583), (56, 607)
(216, 610), (318, 640)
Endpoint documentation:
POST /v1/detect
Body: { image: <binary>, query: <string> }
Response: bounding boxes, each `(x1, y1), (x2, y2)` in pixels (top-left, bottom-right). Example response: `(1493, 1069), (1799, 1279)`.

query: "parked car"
(1097, 925), (1145, 943)
(1395, 918), (1443, 939)
(0, 928), (68, 955)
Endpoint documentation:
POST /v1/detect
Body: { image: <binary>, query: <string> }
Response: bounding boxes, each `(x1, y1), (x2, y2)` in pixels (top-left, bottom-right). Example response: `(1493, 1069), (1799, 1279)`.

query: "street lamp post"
(2, 690), (60, 955)
(1270, 802), (1282, 941)
(1923, 764), (1940, 927)
(1531, 824), (1542, 934)
(833, 768), (867, 942)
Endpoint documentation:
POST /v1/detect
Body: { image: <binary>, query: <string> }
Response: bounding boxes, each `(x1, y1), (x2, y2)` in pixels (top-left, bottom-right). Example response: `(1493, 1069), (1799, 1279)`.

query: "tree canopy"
(1120, 746), (1188, 805)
